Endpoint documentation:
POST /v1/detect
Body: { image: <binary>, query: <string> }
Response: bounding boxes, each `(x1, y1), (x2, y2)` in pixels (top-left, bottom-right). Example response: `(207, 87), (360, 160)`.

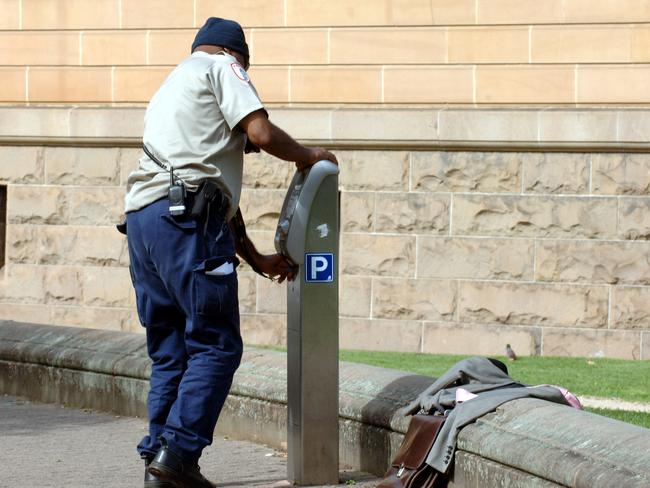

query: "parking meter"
(274, 160), (340, 485)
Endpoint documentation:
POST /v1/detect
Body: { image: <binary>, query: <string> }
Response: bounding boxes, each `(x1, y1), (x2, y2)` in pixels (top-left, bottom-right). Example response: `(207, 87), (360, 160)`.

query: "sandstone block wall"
(2, 3), (650, 362)
(1, 144), (649, 358)
(238, 150), (650, 360)
(0, 145), (137, 331)
(1, 104), (649, 359)
(2, 0), (650, 104)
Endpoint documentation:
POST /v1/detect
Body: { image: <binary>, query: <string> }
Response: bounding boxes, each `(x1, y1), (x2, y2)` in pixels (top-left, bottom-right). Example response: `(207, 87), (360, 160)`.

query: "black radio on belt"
(143, 144), (188, 216)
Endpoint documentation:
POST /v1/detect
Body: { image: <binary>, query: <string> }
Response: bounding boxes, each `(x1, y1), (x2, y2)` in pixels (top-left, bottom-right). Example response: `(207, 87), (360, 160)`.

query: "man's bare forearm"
(239, 110), (337, 169)
(254, 122), (313, 163)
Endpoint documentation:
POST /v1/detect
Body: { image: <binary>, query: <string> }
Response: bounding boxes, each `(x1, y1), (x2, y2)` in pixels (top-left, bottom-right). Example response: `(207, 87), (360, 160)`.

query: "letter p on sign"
(305, 253), (334, 283)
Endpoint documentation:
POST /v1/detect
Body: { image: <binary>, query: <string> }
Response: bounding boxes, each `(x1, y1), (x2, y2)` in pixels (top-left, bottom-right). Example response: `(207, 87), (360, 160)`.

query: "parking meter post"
(278, 162), (340, 485)
(287, 173), (339, 485)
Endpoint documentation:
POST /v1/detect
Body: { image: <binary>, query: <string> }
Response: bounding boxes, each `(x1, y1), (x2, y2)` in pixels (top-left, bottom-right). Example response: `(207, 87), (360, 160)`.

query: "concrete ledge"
(1, 106), (650, 151)
(1, 321), (649, 486)
(457, 398), (650, 487)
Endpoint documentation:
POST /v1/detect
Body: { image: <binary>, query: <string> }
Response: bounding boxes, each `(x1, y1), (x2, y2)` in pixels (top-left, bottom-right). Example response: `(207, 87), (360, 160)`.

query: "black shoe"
(148, 446), (215, 488)
(143, 455), (175, 488)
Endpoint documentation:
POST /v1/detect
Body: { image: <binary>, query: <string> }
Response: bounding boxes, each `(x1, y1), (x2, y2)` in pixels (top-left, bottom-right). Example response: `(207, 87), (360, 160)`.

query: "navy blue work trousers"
(126, 198), (242, 464)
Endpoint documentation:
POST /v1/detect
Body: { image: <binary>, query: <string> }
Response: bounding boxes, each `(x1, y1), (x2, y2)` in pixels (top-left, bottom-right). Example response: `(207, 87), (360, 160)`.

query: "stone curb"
(1, 321), (649, 487)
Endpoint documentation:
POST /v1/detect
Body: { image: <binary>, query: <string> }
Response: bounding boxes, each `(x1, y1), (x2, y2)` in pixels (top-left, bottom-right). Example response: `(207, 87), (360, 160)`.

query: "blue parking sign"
(305, 253), (334, 283)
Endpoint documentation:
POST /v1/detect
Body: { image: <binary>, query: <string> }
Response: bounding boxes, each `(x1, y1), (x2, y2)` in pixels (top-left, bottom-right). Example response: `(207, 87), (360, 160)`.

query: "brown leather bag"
(377, 414), (447, 488)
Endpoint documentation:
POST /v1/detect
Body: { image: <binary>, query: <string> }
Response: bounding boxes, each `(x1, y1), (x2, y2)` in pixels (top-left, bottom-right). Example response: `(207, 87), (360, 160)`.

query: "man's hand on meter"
(253, 254), (297, 283)
(296, 147), (338, 171)
(230, 211), (297, 283)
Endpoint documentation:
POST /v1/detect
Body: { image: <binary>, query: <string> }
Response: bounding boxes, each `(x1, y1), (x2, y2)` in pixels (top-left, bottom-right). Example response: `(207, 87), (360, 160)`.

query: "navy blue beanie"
(192, 17), (249, 61)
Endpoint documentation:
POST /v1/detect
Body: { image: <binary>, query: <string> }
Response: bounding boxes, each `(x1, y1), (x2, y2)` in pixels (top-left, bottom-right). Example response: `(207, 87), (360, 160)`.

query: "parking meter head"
(274, 160), (340, 265)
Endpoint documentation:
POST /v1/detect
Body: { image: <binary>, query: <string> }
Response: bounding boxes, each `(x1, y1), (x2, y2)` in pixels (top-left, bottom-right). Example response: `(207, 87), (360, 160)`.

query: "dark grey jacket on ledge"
(404, 357), (572, 474)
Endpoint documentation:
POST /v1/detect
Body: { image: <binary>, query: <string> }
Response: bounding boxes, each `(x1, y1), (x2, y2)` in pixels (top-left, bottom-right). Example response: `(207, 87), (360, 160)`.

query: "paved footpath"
(0, 395), (378, 488)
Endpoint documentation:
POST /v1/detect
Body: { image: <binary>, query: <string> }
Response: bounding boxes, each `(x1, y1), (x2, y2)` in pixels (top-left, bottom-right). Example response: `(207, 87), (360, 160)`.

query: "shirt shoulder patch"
(230, 63), (250, 83)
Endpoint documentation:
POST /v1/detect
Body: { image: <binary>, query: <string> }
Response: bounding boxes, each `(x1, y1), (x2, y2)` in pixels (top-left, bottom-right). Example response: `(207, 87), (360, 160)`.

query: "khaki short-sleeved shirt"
(124, 51), (265, 219)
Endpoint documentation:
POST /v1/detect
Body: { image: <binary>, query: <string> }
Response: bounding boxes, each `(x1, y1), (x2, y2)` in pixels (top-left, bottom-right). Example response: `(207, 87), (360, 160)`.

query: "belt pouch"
(190, 180), (221, 219)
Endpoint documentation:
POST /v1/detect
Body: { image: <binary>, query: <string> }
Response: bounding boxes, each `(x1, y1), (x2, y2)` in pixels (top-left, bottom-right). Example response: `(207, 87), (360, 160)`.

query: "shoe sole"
(147, 462), (184, 488)
(148, 460), (215, 488)
(144, 480), (176, 488)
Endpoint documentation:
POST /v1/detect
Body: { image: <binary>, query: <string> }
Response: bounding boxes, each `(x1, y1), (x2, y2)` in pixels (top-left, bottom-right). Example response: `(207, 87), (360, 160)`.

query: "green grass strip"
(260, 346), (650, 428)
(338, 350), (650, 428)
(338, 350), (650, 403)
(584, 408), (650, 430)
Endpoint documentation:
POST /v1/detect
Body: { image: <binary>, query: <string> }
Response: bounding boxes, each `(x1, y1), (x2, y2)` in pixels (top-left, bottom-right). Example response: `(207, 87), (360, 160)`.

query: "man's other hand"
(254, 254), (297, 283)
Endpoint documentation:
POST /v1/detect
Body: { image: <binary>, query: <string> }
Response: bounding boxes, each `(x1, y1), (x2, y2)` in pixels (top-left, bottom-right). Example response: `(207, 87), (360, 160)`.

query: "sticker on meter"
(305, 253), (334, 283)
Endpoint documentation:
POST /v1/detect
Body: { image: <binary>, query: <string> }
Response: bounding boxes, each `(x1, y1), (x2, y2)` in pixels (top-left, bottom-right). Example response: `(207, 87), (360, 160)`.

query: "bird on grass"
(505, 344), (517, 361)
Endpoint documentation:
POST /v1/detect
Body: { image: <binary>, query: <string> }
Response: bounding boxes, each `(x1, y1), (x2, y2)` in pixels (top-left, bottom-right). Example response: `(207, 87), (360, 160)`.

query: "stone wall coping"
(0, 106), (649, 150)
(0, 321), (425, 432)
(1, 321), (649, 486)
